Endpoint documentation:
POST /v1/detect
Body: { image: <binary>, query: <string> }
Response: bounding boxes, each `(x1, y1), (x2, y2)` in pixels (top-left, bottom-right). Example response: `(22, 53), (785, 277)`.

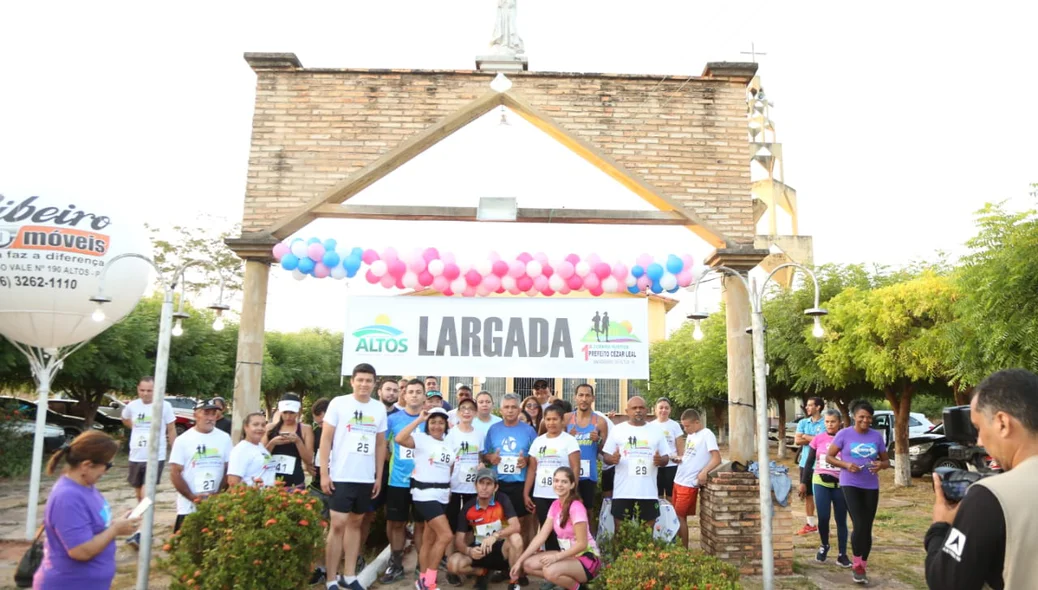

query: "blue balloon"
(666, 254), (683, 274)
(297, 257), (315, 274)
(323, 238), (338, 252)
(344, 255), (362, 273)
(627, 285), (640, 294)
(667, 285), (680, 293)
(307, 237), (321, 245)
(322, 251), (341, 268)
(280, 253), (299, 271)
(346, 266), (358, 278)
(647, 263), (664, 281)
(631, 265), (645, 278)
(650, 280), (663, 294)
(350, 247), (363, 258)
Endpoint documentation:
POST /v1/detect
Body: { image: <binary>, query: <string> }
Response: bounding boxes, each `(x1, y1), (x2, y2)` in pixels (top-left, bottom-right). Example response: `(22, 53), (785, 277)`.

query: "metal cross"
(741, 42), (768, 63)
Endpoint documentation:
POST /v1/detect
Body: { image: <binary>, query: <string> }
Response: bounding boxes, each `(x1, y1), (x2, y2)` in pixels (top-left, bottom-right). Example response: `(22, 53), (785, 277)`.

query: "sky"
(2, 1), (1035, 335)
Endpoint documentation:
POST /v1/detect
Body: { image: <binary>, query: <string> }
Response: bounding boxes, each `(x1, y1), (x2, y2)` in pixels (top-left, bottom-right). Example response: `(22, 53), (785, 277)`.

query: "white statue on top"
(490, 0), (524, 56)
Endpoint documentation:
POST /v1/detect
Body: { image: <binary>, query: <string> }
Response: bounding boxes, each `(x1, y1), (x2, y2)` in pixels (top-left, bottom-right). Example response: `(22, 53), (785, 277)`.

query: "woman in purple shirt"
(35, 431), (139, 590)
(826, 400), (890, 586)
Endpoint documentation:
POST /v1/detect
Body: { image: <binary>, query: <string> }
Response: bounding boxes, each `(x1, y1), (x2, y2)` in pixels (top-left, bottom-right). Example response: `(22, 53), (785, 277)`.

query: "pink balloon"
(382, 247), (399, 262)
(542, 288), (555, 296)
(443, 263), (461, 281)
(418, 271), (434, 286)
(272, 242), (289, 261)
(516, 275), (534, 292)
(517, 252), (533, 263)
(482, 275), (501, 291)
(584, 274), (601, 290)
(533, 276), (549, 291)
(565, 254), (580, 265)
(681, 254), (694, 269)
(594, 263), (611, 279)
(313, 263), (330, 278)
(492, 260), (509, 277)
(390, 260), (407, 278)
(507, 285), (521, 295)
(559, 285), (571, 295)
(380, 274), (396, 288)
(566, 275), (583, 290)
(465, 270), (482, 286)
(637, 275), (651, 290)
(495, 286), (506, 294)
(612, 263), (628, 280)
(362, 249), (380, 264)
(540, 264), (552, 278)
(476, 284), (491, 297)
(677, 269), (694, 288)
(637, 253), (654, 268)
(556, 261), (574, 279)
(589, 285), (604, 296)
(365, 269), (379, 284)
(508, 261), (525, 278)
(533, 252), (549, 263)
(442, 252), (456, 264)
(432, 275), (450, 292)
(307, 243), (325, 262)
(586, 253), (601, 265)
(394, 276), (405, 289)
(422, 247), (440, 262)
(463, 285), (477, 297)
(487, 251), (501, 261)
(443, 288), (454, 296)
(408, 256), (426, 274)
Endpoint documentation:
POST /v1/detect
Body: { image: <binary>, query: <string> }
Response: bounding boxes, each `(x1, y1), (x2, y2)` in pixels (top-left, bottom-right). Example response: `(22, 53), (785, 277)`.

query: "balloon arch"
(272, 238), (698, 297)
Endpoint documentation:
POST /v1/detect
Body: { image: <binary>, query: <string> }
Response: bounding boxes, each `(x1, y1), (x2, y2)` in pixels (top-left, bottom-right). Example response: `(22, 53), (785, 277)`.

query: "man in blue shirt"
(483, 393), (537, 545)
(379, 379), (425, 583)
(794, 396), (826, 535)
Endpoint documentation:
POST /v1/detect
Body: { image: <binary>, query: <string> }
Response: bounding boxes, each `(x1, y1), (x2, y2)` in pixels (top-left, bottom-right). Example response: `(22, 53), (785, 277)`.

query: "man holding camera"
(925, 369), (1038, 590)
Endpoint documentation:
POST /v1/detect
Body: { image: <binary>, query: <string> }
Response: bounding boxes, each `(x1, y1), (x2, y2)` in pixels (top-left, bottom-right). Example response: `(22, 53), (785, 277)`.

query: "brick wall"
(700, 470), (795, 576)
(241, 55), (755, 245)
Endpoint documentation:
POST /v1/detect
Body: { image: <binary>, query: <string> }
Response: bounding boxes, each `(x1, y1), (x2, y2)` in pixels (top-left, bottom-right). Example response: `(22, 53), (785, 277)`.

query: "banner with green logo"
(341, 296), (649, 378)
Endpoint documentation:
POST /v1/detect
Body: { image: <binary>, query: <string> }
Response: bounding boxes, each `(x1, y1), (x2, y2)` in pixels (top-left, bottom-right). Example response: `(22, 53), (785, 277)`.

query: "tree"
(262, 329), (349, 413)
(817, 272), (958, 486)
(147, 219), (244, 298)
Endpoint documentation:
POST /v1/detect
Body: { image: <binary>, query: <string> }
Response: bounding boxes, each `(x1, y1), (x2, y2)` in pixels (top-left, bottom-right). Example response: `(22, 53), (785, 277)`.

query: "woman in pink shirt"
(802, 409), (851, 568)
(511, 467), (600, 590)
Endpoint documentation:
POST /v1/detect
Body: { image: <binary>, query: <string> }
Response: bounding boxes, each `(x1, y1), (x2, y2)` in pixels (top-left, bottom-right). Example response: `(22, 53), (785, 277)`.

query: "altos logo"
(352, 314), (408, 354)
(0, 196), (112, 256)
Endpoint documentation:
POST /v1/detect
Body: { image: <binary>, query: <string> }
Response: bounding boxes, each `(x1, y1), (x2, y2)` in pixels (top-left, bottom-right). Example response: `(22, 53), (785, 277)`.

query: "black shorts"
(799, 467), (814, 496)
(370, 468), (391, 512)
(414, 500), (448, 523)
(308, 486), (332, 521)
(330, 481), (374, 515)
(611, 498), (660, 523)
(385, 486), (417, 522)
(497, 482), (530, 518)
(447, 492), (475, 533)
(577, 479), (596, 514)
(657, 465), (678, 497)
(470, 540), (510, 572)
(127, 461), (165, 488)
(601, 467), (615, 494)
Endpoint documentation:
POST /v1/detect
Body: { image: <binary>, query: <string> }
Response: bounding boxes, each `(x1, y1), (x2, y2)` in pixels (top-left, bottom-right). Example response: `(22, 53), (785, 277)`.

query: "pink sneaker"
(796, 523), (818, 535)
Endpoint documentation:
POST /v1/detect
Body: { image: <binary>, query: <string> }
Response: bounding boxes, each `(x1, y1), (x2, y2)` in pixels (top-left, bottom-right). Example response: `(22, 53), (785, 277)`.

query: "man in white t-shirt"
(319, 363), (388, 590)
(168, 399), (232, 534)
(602, 396), (670, 528)
(120, 376), (177, 547)
(672, 409), (721, 548)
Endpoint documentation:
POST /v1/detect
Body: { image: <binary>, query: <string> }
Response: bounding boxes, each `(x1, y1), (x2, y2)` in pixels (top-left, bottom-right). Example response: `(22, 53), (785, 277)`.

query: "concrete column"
(723, 274), (754, 464)
(231, 258), (270, 442)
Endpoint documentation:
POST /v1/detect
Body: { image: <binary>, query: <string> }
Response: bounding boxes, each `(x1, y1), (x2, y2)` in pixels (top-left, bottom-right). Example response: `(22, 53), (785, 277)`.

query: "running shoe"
(852, 564), (868, 584)
(796, 523), (818, 535)
(415, 579), (428, 590)
(474, 575), (489, 590)
(506, 584), (522, 590)
(539, 582), (556, 590)
(836, 554), (852, 568)
(489, 571), (507, 583)
(440, 556), (448, 570)
(446, 573), (463, 586)
(343, 581), (365, 590)
(356, 555), (366, 573)
(308, 567), (326, 585)
(518, 576), (530, 586)
(379, 560), (405, 584)
(815, 544), (830, 563)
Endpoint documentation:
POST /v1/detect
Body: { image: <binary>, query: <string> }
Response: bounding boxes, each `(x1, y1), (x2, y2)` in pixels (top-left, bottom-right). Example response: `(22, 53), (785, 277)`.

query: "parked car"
(47, 399), (124, 431)
(7, 416), (66, 452)
(96, 393), (128, 421)
(166, 396), (198, 435)
(0, 396), (104, 443)
(906, 424), (966, 477)
(872, 410), (935, 441)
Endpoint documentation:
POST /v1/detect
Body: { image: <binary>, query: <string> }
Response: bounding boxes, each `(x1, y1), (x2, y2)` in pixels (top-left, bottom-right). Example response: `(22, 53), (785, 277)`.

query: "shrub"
(595, 506), (668, 567)
(0, 408), (34, 478)
(162, 483), (326, 589)
(601, 547), (742, 590)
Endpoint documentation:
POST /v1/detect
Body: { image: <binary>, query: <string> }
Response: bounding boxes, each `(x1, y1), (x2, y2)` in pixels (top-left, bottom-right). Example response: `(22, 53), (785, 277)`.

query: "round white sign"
(0, 194), (150, 349)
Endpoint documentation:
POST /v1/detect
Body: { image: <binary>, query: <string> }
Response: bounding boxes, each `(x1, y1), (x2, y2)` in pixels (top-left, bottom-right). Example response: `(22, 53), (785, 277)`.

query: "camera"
(935, 406), (997, 501)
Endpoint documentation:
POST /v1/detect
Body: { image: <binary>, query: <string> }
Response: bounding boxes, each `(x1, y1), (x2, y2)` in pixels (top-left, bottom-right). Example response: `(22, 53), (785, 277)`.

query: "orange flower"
(201, 528), (210, 534)
(635, 551), (644, 559)
(217, 515), (225, 522)
(320, 520), (328, 527)
(265, 518), (277, 526)
(282, 543), (292, 551)
(162, 544), (172, 551)
(253, 559), (263, 565)
(295, 498), (304, 504)
(194, 570), (202, 578)
(299, 519), (310, 526)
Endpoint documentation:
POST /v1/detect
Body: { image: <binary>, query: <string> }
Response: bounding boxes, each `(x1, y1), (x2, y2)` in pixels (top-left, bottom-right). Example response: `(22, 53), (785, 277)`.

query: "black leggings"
(842, 486), (879, 560)
(534, 497), (560, 551)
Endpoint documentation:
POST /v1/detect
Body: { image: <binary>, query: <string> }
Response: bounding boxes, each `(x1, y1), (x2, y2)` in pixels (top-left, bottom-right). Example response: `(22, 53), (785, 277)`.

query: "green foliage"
(595, 507), (669, 569)
(600, 546), (741, 590)
(262, 329), (349, 411)
(647, 311), (728, 418)
(147, 220), (244, 297)
(0, 407), (34, 478)
(162, 483), (326, 590)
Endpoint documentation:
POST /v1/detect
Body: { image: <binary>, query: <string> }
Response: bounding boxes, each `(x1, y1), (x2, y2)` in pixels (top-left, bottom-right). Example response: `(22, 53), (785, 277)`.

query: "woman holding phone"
(263, 393), (314, 489)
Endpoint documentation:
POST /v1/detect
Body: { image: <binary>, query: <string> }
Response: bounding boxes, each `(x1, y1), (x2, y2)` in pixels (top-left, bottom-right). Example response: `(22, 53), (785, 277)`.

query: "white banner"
(341, 296), (649, 379)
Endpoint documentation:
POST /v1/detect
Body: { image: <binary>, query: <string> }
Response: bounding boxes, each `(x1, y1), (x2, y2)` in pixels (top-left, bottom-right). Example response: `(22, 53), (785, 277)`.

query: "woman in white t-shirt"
(649, 397), (684, 500)
(524, 405), (581, 552)
(443, 398), (484, 586)
(395, 408), (454, 590)
(228, 412), (276, 487)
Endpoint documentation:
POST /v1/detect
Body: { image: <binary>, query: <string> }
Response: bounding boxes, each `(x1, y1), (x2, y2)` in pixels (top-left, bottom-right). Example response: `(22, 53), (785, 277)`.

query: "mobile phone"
(130, 497), (153, 519)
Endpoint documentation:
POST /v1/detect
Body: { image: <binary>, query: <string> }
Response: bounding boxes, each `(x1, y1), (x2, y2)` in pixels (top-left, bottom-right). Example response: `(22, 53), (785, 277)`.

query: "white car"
(872, 411), (935, 438)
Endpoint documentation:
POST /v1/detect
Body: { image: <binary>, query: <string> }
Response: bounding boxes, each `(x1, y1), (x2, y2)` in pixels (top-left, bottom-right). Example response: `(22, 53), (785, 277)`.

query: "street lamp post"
(687, 262), (826, 590)
(89, 254), (228, 590)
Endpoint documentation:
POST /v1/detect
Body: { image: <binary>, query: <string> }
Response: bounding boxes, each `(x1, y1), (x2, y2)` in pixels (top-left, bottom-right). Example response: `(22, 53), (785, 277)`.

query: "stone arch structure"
(226, 52), (766, 463)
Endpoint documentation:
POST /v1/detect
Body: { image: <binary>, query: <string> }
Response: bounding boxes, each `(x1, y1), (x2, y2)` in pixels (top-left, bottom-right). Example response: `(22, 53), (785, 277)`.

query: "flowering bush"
(600, 547), (741, 590)
(162, 483), (326, 589)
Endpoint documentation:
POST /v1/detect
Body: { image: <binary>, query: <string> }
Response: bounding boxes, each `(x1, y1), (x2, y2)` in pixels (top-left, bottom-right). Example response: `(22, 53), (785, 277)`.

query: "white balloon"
(661, 273), (678, 291)
(428, 259), (445, 276)
(575, 261), (591, 277)
(501, 276), (517, 291)
(370, 260), (388, 277)
(290, 240), (307, 259)
(402, 271), (419, 289)
(525, 261), (542, 277)
(602, 276), (620, 293)
(292, 269), (307, 281)
(335, 245), (351, 261)
(476, 260), (493, 276)
(450, 277), (467, 294)
(548, 274), (565, 292)
(0, 194), (150, 349)
(625, 274), (637, 287)
(476, 284), (491, 297)
(330, 265), (347, 280)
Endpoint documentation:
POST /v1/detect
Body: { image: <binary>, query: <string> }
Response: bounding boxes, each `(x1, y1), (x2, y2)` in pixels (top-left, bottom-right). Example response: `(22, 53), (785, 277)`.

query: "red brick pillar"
(699, 470), (794, 576)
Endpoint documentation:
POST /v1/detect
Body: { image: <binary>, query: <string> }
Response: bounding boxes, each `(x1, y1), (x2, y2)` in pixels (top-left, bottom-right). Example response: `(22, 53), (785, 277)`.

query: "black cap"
(194, 399), (220, 411)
